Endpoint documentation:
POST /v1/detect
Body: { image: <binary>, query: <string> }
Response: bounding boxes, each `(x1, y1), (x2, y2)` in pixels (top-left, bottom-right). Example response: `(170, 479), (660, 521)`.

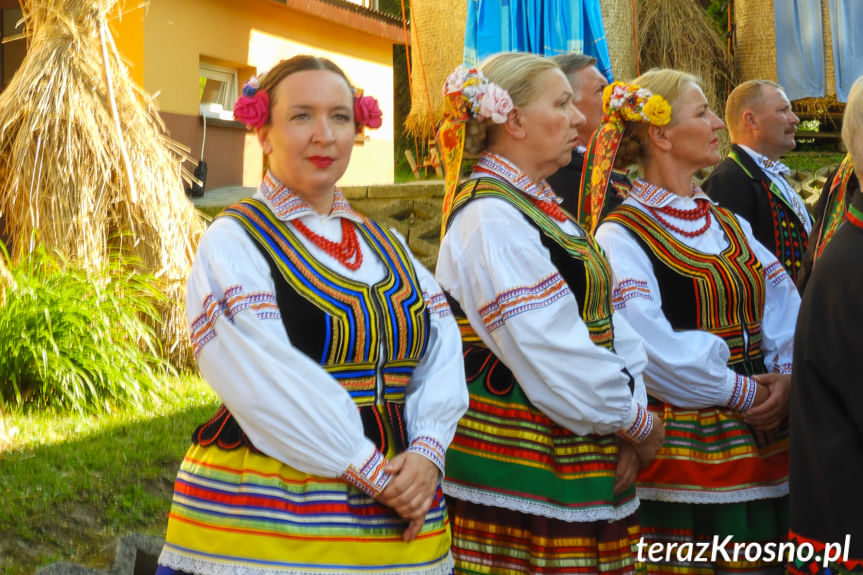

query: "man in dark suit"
(702, 80), (812, 284)
(546, 54), (630, 222)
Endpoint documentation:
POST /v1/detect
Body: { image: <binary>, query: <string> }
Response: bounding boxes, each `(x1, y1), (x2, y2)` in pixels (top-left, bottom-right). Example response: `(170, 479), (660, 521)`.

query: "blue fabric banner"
(773, 0), (825, 100)
(828, 0), (863, 102)
(463, 0), (613, 81)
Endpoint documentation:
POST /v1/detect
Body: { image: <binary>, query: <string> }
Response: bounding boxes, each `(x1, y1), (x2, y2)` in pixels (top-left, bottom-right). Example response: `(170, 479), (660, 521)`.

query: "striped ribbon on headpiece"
(579, 81), (672, 232)
(436, 66), (513, 240)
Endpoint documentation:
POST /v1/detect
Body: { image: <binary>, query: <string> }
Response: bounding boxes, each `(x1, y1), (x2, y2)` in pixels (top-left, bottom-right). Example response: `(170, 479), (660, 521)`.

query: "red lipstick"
(309, 156), (334, 168)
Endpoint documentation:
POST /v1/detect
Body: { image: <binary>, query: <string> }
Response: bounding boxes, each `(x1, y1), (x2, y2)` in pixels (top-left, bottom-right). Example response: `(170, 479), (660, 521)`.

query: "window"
(199, 62), (238, 120)
(1, 8), (26, 92)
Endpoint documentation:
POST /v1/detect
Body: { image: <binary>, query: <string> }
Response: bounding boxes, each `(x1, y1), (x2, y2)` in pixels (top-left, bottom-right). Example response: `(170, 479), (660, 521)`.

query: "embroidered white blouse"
(186, 172), (468, 497)
(435, 153), (652, 441)
(595, 179), (801, 410)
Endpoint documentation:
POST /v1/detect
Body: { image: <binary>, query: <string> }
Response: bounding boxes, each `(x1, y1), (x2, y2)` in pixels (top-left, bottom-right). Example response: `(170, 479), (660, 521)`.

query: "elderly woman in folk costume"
(590, 71), (801, 574)
(434, 51), (665, 574)
(155, 55), (468, 575)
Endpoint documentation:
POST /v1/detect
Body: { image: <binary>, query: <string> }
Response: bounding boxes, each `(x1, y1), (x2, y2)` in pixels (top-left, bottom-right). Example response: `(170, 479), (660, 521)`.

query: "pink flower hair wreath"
(233, 74), (383, 132)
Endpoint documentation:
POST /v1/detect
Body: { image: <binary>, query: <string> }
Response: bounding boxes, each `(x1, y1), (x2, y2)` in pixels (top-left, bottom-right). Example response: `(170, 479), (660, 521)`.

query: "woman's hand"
(744, 373), (790, 430)
(614, 440), (640, 496)
(377, 452), (441, 542)
(632, 412), (665, 468)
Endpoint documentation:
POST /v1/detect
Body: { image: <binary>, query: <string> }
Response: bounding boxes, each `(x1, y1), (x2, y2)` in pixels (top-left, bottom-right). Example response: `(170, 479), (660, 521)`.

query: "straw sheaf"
(0, 0), (205, 367)
(600, 0), (637, 82)
(731, 0), (776, 83)
(637, 0), (735, 153)
(404, 0), (467, 140)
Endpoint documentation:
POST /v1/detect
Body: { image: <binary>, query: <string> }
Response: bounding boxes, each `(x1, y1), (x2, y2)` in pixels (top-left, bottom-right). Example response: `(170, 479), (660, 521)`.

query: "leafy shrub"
(0, 245), (174, 412)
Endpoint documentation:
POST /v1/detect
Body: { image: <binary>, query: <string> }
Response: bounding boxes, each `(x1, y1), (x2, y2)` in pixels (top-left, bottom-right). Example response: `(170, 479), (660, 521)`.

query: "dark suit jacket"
(789, 189), (863, 559)
(546, 150), (630, 224)
(702, 144), (809, 284)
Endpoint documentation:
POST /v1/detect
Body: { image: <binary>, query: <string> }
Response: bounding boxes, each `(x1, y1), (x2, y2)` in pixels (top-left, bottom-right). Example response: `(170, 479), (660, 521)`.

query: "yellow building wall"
(111, 0), (395, 187)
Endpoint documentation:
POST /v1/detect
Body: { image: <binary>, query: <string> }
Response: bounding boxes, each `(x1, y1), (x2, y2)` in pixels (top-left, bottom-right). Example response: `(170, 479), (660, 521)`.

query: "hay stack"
(600, 0), (637, 82)
(731, 0), (776, 83)
(0, 0), (204, 366)
(404, 0), (467, 140)
(637, 0), (734, 151)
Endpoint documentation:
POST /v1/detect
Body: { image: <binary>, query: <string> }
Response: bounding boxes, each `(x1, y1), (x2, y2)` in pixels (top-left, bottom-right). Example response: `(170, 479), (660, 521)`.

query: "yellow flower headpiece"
(602, 81), (672, 127)
(577, 82), (672, 233)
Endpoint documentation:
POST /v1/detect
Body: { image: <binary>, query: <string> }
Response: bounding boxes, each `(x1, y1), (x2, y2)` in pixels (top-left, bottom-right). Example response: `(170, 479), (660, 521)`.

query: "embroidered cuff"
(341, 448), (391, 497)
(618, 402), (653, 443)
(726, 373), (757, 412)
(772, 361), (792, 375)
(406, 435), (447, 474)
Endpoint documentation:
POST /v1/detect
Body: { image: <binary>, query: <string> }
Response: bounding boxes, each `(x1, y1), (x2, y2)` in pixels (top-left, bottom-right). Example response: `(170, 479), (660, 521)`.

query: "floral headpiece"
(602, 81), (672, 127)
(232, 72), (384, 133)
(438, 66), (514, 237)
(233, 75), (270, 129)
(578, 81), (672, 233)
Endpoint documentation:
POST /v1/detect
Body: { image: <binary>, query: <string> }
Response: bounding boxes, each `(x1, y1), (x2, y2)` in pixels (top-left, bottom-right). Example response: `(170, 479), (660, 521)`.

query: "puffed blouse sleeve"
(187, 218), (389, 497)
(733, 214), (800, 374)
(435, 198), (651, 441)
(595, 220), (759, 412)
(391, 229), (469, 474)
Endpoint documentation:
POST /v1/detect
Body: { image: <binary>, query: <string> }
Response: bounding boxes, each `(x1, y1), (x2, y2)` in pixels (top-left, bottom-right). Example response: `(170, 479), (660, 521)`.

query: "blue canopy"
(463, 0), (613, 81)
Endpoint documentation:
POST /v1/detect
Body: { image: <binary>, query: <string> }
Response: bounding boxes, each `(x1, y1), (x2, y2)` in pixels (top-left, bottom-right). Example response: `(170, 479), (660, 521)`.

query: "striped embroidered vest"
(194, 198), (430, 455)
(442, 178), (637, 522)
(605, 203), (788, 504)
(604, 204), (766, 375)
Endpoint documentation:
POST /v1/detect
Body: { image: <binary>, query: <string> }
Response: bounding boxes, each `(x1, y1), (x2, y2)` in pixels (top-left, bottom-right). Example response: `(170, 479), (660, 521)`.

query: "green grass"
(0, 374), (219, 574)
(782, 151), (846, 175)
(0, 244), (174, 413)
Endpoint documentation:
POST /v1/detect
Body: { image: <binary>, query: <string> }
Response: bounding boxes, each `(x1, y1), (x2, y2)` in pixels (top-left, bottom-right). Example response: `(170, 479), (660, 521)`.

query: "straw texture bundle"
(404, 0), (467, 140)
(0, 0), (204, 366)
(731, 0), (776, 84)
(600, 0), (637, 82)
(637, 0), (735, 151)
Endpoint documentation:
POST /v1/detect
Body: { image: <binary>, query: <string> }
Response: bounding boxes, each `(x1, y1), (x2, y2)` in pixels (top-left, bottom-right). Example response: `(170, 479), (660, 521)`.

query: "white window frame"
(199, 62), (238, 121)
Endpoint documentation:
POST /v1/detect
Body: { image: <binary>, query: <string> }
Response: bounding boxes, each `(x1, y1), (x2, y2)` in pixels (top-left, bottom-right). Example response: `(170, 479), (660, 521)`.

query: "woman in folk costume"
(592, 71), (801, 574)
(156, 55), (468, 575)
(434, 52), (665, 575)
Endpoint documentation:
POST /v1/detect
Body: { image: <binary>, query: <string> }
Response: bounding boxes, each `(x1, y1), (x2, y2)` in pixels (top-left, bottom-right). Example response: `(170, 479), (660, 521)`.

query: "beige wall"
(112, 0), (396, 191)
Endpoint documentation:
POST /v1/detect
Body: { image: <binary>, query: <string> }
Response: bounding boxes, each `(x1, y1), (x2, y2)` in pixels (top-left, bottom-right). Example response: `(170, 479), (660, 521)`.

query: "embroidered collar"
(738, 145), (790, 177)
(628, 178), (712, 209)
(258, 171), (362, 222)
(472, 151), (562, 203)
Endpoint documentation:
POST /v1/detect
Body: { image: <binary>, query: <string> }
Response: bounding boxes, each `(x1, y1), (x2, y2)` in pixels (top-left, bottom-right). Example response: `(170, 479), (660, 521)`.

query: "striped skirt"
(635, 403), (789, 575)
(447, 497), (642, 574)
(636, 404), (788, 504)
(638, 498), (787, 574)
(156, 444), (453, 575)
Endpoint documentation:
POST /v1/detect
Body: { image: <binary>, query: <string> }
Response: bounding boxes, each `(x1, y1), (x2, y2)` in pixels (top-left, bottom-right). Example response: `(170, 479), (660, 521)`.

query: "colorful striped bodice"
(605, 204), (766, 375)
(196, 198), (429, 455)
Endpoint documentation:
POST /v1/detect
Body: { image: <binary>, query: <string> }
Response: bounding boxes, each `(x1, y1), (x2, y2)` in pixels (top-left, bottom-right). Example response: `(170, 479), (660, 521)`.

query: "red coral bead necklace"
(647, 198), (712, 237)
(291, 217), (363, 270)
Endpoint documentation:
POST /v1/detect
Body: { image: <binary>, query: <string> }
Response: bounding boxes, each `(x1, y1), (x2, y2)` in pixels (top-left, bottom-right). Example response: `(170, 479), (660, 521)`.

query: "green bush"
(0, 245), (174, 412)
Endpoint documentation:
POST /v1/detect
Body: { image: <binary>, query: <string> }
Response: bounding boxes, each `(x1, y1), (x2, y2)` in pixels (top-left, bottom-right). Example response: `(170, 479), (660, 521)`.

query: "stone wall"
(343, 180), (444, 270)
(195, 163), (840, 271)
